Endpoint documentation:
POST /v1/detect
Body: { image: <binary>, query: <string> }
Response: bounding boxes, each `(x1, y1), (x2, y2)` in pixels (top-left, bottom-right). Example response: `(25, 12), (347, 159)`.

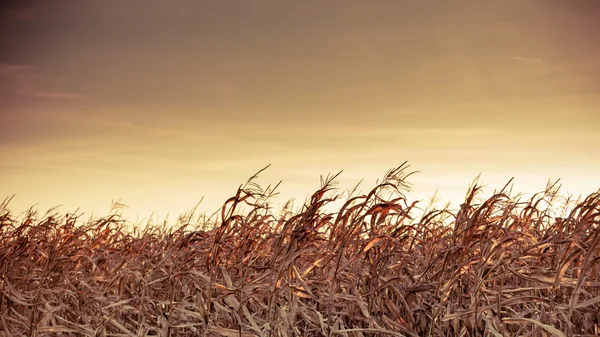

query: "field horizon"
(2, 164), (592, 232)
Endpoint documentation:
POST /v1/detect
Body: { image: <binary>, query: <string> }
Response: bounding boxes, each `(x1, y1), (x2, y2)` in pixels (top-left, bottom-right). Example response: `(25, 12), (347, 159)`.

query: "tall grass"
(1, 163), (599, 336)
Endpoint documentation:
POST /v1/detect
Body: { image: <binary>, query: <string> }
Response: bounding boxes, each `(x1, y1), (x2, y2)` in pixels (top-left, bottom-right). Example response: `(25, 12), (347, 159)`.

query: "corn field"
(1, 164), (599, 336)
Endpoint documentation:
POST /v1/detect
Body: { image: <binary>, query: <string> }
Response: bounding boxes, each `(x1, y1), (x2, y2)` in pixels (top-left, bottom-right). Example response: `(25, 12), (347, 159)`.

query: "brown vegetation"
(1, 163), (600, 336)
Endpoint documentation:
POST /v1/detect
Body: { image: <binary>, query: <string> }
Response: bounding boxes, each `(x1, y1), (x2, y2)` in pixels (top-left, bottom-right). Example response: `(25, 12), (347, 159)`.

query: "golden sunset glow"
(1, 1), (599, 221)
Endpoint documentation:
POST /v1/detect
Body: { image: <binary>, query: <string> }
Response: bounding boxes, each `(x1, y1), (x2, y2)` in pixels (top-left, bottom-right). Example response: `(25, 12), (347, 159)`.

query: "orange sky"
(1, 1), (599, 221)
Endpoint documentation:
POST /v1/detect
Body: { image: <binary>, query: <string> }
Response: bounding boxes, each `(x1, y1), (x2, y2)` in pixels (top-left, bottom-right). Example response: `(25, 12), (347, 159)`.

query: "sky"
(1, 0), (599, 222)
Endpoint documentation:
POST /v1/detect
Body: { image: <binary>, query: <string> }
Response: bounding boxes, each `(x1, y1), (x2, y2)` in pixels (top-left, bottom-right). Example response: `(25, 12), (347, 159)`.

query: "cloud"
(0, 63), (36, 94)
(2, 0), (58, 23)
(0, 63), (33, 75)
(511, 56), (549, 67)
(31, 91), (87, 99)
(0, 63), (85, 100)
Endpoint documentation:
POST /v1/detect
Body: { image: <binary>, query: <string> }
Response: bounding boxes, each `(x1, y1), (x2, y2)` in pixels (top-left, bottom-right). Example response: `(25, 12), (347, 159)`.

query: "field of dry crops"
(1, 165), (600, 336)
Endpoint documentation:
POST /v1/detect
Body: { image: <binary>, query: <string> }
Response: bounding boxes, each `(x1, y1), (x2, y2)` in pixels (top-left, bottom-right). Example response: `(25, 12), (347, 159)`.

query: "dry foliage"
(1, 163), (600, 336)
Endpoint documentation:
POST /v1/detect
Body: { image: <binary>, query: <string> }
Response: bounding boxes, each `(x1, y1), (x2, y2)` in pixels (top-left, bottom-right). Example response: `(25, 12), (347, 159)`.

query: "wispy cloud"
(4, 1), (47, 22)
(0, 63), (33, 75)
(511, 55), (548, 66)
(31, 91), (87, 99)
(0, 63), (36, 95)
(0, 63), (85, 100)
